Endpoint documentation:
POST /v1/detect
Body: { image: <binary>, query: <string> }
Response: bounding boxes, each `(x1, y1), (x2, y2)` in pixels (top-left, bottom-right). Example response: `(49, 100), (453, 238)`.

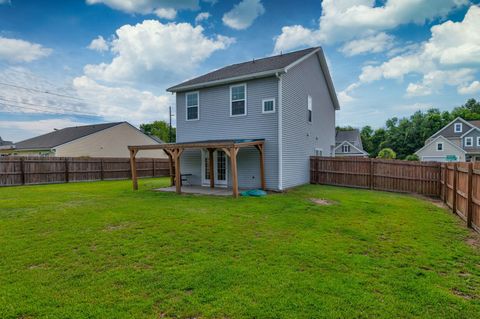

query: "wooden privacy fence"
(0, 156), (171, 186)
(310, 157), (441, 196)
(441, 162), (480, 232)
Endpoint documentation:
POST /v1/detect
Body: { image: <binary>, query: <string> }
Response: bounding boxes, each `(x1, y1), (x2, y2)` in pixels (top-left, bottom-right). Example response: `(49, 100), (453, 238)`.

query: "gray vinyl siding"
(176, 76), (279, 190)
(463, 129), (480, 152)
(281, 53), (336, 189)
(427, 121), (470, 143)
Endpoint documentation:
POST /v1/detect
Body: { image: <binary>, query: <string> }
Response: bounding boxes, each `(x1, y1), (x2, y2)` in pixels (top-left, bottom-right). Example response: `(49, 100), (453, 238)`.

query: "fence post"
(65, 158), (69, 183)
(20, 158), (25, 185)
(467, 162), (473, 228)
(452, 163), (458, 215)
(100, 159), (104, 181)
(443, 164), (448, 204)
(152, 158), (155, 177)
(369, 158), (374, 190)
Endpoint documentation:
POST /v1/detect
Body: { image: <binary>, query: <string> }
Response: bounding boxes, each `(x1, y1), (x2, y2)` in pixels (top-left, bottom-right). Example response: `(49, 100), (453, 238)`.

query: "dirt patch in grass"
(103, 222), (131, 232)
(466, 236), (480, 249)
(310, 198), (335, 206)
(452, 288), (474, 300)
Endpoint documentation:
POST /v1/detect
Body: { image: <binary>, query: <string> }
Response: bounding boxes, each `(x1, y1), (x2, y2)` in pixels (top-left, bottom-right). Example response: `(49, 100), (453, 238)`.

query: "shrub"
(377, 148), (396, 159)
(405, 154), (419, 161)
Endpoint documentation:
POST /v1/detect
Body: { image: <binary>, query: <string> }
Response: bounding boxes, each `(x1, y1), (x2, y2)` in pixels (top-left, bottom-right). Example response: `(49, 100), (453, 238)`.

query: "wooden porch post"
(230, 147), (239, 198)
(165, 149), (174, 186)
(255, 144), (266, 190)
(208, 148), (215, 188)
(174, 148), (183, 194)
(129, 148), (138, 190)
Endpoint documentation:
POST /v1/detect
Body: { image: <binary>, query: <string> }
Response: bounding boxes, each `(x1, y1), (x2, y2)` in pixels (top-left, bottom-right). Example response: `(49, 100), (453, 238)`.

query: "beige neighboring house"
(1, 122), (167, 158)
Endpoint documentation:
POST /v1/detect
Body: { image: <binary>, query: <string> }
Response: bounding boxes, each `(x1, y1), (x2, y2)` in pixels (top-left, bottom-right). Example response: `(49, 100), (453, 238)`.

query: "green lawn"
(1, 178), (480, 318)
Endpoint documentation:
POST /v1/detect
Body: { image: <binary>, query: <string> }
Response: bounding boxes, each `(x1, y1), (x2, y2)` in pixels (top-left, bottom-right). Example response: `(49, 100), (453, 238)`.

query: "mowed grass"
(1, 178), (480, 318)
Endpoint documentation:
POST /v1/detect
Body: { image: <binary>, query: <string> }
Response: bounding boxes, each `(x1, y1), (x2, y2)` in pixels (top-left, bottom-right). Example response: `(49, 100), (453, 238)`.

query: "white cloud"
(154, 7), (176, 19)
(0, 37), (52, 63)
(351, 5), (480, 97)
(195, 12), (211, 24)
(340, 32), (395, 56)
(392, 102), (433, 112)
(0, 0), (11, 4)
(85, 0), (199, 16)
(338, 83), (360, 105)
(72, 75), (172, 123)
(222, 0), (265, 30)
(458, 81), (480, 95)
(83, 20), (234, 84)
(273, 0), (467, 52)
(87, 36), (109, 52)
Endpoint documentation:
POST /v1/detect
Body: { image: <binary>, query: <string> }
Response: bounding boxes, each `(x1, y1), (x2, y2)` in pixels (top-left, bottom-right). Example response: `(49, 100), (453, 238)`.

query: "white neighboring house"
(334, 129), (368, 157)
(415, 117), (480, 162)
(0, 122), (167, 158)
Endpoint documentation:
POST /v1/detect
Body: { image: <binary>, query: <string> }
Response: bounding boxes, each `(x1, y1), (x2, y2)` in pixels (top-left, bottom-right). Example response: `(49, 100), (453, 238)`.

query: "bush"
(377, 148), (396, 159)
(405, 154), (419, 161)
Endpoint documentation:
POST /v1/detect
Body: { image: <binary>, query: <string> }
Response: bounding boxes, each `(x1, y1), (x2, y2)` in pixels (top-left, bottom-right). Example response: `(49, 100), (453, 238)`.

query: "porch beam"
(129, 149), (138, 190)
(208, 148), (215, 188)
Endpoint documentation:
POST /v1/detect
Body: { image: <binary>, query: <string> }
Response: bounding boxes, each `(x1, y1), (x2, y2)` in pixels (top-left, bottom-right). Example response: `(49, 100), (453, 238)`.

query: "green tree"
(405, 154), (419, 161)
(377, 148), (396, 159)
(140, 120), (176, 143)
(451, 99), (480, 120)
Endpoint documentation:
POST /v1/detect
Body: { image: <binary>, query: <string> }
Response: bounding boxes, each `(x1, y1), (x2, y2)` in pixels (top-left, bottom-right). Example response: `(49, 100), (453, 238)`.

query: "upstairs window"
(437, 142), (443, 151)
(315, 148), (323, 156)
(342, 144), (350, 153)
(454, 123), (462, 133)
(307, 95), (312, 122)
(466, 137), (473, 147)
(477, 137), (480, 146)
(230, 84), (246, 116)
(262, 98), (275, 113)
(186, 92), (199, 121)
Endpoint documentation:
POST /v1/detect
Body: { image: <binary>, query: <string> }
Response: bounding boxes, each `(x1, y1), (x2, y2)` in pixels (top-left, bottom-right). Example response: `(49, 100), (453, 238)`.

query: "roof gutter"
(167, 68), (286, 93)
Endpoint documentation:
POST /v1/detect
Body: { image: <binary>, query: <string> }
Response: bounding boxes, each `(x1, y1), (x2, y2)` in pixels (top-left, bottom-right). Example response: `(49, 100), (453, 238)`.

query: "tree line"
(338, 98), (480, 160)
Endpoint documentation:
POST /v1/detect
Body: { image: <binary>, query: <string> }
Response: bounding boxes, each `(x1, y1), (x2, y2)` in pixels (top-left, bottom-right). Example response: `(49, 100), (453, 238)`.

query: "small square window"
(437, 142), (443, 151)
(262, 98), (275, 113)
(454, 123), (462, 133)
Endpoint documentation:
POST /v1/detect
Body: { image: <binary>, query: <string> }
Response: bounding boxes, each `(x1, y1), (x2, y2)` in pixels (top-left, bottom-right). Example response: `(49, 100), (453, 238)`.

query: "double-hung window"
(307, 95), (312, 122)
(454, 123), (462, 133)
(477, 137), (480, 146)
(342, 144), (350, 153)
(466, 137), (473, 147)
(186, 92), (199, 121)
(230, 84), (246, 116)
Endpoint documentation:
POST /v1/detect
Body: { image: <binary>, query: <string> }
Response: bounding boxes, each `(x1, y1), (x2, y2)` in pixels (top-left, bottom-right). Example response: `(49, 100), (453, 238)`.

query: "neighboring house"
(166, 46), (339, 191)
(415, 117), (480, 162)
(0, 122), (167, 158)
(334, 129), (368, 157)
(0, 137), (14, 152)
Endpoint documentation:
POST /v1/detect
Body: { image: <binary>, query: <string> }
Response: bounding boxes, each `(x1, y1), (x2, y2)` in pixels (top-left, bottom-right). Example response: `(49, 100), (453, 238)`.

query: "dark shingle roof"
(468, 120), (480, 128)
(14, 122), (123, 150)
(336, 129), (363, 148)
(167, 47), (320, 92)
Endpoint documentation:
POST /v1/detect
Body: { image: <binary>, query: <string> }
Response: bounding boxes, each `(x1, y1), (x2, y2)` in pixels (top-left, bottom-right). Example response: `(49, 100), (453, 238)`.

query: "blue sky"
(0, 0), (479, 142)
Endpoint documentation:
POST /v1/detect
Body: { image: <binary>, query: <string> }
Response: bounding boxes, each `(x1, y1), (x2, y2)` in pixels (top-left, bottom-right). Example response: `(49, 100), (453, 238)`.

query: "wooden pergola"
(128, 139), (265, 198)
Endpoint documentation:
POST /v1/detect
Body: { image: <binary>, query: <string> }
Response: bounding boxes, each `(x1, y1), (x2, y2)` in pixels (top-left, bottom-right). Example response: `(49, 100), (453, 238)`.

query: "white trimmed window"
(307, 95), (312, 122)
(230, 84), (246, 116)
(315, 148), (323, 156)
(465, 137), (473, 147)
(454, 123), (462, 133)
(262, 98), (275, 113)
(342, 144), (350, 153)
(436, 142), (443, 151)
(477, 137), (480, 146)
(186, 92), (199, 121)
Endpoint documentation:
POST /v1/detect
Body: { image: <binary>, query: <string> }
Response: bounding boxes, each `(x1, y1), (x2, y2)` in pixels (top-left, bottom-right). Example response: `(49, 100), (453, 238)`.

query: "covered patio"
(128, 139), (266, 198)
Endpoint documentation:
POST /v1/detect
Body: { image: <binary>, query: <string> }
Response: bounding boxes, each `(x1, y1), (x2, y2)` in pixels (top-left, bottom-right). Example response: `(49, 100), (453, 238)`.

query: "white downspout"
(276, 72), (283, 191)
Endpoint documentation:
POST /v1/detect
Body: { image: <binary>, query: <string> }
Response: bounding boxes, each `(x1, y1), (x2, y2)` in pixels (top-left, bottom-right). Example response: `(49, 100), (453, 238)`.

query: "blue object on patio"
(240, 189), (267, 197)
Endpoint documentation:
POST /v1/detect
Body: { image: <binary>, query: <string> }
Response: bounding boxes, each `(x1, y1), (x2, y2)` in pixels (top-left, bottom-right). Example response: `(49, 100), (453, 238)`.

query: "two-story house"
(334, 129), (368, 157)
(415, 117), (480, 162)
(163, 47), (339, 193)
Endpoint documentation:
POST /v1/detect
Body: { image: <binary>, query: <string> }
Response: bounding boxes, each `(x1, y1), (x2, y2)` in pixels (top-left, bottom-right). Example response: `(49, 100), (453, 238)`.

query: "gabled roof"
(415, 135), (467, 155)
(167, 47), (340, 110)
(0, 136), (13, 146)
(428, 117), (476, 140)
(334, 140), (368, 155)
(14, 122), (124, 150)
(335, 129), (362, 148)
